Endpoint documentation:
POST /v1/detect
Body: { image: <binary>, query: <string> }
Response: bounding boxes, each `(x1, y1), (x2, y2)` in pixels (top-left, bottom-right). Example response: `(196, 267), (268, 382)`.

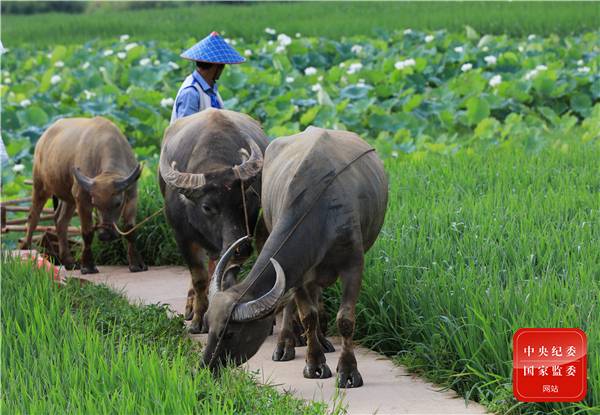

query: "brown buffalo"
(21, 117), (146, 274)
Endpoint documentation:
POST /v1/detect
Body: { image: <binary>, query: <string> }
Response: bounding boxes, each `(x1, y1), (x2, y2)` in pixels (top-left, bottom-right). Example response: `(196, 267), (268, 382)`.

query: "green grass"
(1, 256), (338, 414)
(3, 1), (599, 46)
(323, 143), (599, 414)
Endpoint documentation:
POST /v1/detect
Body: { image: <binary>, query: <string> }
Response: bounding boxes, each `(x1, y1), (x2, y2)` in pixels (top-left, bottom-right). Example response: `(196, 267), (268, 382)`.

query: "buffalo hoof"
(337, 367), (363, 388)
(184, 306), (193, 321)
(80, 265), (99, 274)
(319, 336), (335, 353)
(272, 344), (295, 361)
(129, 263), (148, 273)
(303, 362), (332, 379)
(63, 261), (79, 271)
(188, 321), (203, 334)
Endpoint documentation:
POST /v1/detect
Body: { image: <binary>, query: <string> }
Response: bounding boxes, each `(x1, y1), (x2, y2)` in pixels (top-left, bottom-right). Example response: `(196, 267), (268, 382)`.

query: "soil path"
(82, 265), (487, 415)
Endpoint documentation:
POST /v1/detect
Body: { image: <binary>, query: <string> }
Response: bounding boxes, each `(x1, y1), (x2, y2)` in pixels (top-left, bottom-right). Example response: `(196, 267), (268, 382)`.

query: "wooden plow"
(1, 179), (81, 261)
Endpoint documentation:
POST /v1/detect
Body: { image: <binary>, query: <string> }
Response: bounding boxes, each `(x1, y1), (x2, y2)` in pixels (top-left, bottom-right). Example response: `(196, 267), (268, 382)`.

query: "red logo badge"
(513, 328), (587, 402)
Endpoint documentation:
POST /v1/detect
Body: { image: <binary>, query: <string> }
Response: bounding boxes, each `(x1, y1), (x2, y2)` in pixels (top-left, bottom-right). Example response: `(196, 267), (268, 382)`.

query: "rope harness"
(207, 147), (375, 369)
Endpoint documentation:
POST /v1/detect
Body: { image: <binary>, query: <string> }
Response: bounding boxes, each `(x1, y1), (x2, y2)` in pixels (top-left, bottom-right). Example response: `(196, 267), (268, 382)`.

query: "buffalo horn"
(208, 235), (250, 301)
(114, 163), (143, 192)
(233, 137), (263, 182)
(159, 147), (206, 192)
(231, 258), (285, 322)
(72, 167), (95, 192)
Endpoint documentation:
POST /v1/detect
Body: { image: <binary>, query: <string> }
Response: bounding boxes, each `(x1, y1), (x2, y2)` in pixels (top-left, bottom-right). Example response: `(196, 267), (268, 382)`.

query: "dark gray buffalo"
(22, 117), (146, 274)
(159, 109), (268, 333)
(203, 126), (388, 388)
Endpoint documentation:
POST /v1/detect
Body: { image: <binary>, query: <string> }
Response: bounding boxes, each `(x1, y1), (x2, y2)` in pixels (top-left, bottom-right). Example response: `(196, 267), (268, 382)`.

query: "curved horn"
(233, 137), (263, 182)
(208, 235), (250, 301)
(72, 167), (95, 193)
(231, 258), (285, 322)
(159, 147), (206, 192)
(114, 163), (143, 192)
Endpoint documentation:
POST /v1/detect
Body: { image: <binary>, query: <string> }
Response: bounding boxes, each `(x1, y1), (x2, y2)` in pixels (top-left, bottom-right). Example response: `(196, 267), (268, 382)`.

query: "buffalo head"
(202, 237), (285, 372)
(159, 136), (262, 260)
(72, 163), (142, 241)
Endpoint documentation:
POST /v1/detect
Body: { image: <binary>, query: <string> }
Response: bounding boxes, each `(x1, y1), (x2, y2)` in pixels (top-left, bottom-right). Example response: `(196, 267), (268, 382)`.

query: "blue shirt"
(174, 71), (222, 119)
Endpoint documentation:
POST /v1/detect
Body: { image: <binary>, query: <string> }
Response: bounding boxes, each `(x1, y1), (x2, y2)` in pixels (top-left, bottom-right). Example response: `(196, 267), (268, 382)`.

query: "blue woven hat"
(181, 31), (245, 64)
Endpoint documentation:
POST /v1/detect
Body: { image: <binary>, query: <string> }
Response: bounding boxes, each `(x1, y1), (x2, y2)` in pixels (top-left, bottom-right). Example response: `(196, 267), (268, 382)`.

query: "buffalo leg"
(76, 199), (98, 274)
(178, 242), (208, 334)
(272, 301), (297, 361)
(21, 182), (50, 250)
(54, 201), (77, 269)
(314, 288), (335, 353)
(121, 193), (147, 273)
(296, 283), (332, 379)
(335, 257), (364, 388)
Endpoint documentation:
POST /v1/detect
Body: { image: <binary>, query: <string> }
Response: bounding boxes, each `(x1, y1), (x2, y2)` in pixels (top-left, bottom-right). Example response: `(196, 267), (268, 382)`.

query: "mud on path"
(82, 266), (487, 415)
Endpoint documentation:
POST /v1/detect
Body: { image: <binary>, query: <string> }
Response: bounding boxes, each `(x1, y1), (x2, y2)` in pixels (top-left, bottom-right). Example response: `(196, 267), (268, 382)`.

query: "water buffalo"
(203, 126), (388, 388)
(158, 109), (268, 333)
(22, 117), (146, 274)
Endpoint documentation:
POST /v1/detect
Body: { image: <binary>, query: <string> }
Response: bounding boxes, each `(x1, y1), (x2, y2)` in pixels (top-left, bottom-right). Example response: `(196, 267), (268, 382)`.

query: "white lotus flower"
(140, 58), (151, 66)
(285, 76), (294, 83)
(244, 49), (252, 57)
(54, 60), (64, 68)
(277, 33), (292, 46)
(403, 29), (412, 35)
(351, 45), (363, 54)
(482, 46), (489, 52)
(484, 55), (497, 65)
(103, 50), (114, 57)
(50, 75), (61, 85)
(425, 35), (434, 43)
(528, 34), (536, 41)
(295, 33), (301, 38)
(461, 63), (473, 72)
(578, 66), (591, 73)
(117, 52), (127, 60)
(267, 40), (273, 46)
(161, 97), (174, 108)
(535, 64), (547, 71)
(275, 45), (286, 54)
(120, 34), (130, 42)
(83, 90), (96, 100)
(20, 99), (31, 107)
(304, 67), (317, 75)
(347, 62), (363, 74)
(311, 83), (322, 92)
(395, 58), (416, 70)
(524, 69), (539, 80)
(4, 78), (11, 84)
(125, 42), (138, 51)
(489, 74), (502, 87)
(339, 62), (346, 68)
(265, 27), (276, 35)
(81, 62), (90, 70)
(168, 61), (179, 70)
(13, 164), (25, 173)
(518, 45), (524, 52)
(454, 46), (464, 53)
(577, 59), (584, 66)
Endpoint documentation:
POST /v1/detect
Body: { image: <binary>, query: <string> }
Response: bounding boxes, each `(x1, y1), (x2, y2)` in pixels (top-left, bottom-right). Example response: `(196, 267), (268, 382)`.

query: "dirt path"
(82, 266), (487, 415)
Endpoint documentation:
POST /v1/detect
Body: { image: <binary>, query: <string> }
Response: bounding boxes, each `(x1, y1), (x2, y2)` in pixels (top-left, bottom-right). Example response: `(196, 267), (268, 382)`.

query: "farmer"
(170, 31), (245, 124)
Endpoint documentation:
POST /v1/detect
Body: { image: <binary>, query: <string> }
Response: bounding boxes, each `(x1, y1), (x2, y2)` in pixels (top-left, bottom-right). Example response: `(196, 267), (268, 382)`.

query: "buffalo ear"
(114, 163), (143, 192)
(72, 167), (95, 192)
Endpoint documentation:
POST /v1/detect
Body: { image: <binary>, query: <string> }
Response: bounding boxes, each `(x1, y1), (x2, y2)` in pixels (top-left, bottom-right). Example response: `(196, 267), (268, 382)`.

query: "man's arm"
(175, 87), (200, 119)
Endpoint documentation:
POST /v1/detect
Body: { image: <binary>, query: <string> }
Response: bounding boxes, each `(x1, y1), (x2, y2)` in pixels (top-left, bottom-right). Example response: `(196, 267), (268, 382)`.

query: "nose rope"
(92, 201), (165, 237)
(233, 166), (252, 239)
(207, 147), (376, 370)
